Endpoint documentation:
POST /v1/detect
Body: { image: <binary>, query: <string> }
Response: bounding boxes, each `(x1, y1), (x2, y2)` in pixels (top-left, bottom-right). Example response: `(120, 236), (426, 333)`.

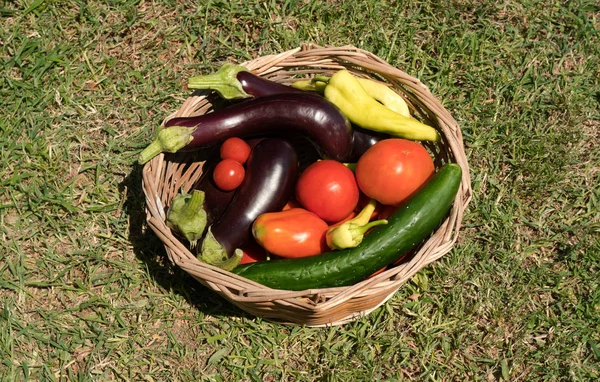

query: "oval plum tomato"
(355, 138), (434, 206)
(295, 160), (359, 223)
(252, 208), (329, 258)
(220, 137), (251, 164)
(213, 159), (245, 191)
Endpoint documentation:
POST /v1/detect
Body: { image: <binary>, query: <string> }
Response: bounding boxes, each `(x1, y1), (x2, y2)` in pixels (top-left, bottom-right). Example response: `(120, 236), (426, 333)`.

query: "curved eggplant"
(187, 63), (304, 99)
(236, 71), (304, 98)
(138, 93), (353, 164)
(199, 138), (298, 266)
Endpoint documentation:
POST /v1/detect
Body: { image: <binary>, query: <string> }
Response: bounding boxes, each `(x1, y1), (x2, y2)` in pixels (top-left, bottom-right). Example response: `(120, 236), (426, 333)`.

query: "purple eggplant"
(348, 126), (389, 162)
(138, 92), (353, 164)
(199, 138), (298, 269)
(186, 63), (388, 161)
(236, 70), (304, 97)
(187, 63), (303, 99)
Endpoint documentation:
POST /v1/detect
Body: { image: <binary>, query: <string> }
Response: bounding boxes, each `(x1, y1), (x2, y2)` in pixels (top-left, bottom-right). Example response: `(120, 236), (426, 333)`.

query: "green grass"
(1, 0), (599, 380)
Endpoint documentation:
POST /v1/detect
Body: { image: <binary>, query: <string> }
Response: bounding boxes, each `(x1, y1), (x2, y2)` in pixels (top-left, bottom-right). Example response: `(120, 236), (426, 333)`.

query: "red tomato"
(282, 199), (302, 211)
(220, 137), (251, 164)
(355, 139), (434, 206)
(367, 267), (387, 279)
(295, 160), (359, 223)
(328, 211), (356, 228)
(213, 159), (245, 191)
(239, 241), (267, 264)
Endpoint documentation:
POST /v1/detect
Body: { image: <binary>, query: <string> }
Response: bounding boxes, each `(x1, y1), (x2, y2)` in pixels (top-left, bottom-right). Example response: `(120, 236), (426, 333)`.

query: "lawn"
(1, 0), (599, 380)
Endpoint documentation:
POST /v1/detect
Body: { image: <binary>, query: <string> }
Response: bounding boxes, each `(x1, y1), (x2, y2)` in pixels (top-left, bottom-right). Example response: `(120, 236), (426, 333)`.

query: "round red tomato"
(295, 160), (359, 223)
(355, 138), (434, 206)
(213, 159), (245, 191)
(220, 137), (251, 164)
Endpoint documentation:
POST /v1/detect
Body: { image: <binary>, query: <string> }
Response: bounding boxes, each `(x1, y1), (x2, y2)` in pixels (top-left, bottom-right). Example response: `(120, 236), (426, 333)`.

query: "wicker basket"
(141, 44), (472, 326)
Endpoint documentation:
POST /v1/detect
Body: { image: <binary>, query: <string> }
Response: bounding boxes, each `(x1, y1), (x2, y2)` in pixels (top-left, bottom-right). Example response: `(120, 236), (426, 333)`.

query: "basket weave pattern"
(142, 44), (472, 326)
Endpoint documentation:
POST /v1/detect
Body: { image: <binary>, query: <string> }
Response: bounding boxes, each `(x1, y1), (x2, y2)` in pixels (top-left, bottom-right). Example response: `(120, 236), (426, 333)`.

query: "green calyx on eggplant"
(187, 63), (303, 99)
(166, 190), (207, 248)
(137, 92), (353, 164)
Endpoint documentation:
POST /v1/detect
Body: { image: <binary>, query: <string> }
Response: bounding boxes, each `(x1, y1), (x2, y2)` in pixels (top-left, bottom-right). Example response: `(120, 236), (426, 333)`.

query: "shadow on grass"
(119, 162), (254, 321)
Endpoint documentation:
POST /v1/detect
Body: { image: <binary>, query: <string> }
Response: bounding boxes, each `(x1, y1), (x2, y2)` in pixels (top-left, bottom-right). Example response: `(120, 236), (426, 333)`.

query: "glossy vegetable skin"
(213, 159), (245, 191)
(356, 138), (435, 206)
(220, 137), (251, 164)
(205, 138), (299, 257)
(295, 159), (359, 223)
(252, 208), (329, 258)
(292, 74), (411, 118)
(348, 127), (389, 162)
(138, 93), (353, 163)
(236, 70), (304, 98)
(325, 199), (387, 250)
(189, 63), (383, 162)
(232, 163), (462, 290)
(187, 63), (303, 99)
(191, 159), (236, 227)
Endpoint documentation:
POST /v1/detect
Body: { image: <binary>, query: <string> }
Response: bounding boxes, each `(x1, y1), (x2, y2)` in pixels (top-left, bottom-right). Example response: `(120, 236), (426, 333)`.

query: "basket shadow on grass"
(120, 160), (254, 321)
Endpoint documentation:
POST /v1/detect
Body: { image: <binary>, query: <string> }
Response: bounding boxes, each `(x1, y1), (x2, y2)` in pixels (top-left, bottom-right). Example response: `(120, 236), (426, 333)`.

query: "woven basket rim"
(141, 44), (472, 326)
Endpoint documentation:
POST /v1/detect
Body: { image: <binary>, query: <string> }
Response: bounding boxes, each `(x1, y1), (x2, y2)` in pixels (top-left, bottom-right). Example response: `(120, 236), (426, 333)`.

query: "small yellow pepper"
(324, 70), (440, 142)
(326, 199), (388, 250)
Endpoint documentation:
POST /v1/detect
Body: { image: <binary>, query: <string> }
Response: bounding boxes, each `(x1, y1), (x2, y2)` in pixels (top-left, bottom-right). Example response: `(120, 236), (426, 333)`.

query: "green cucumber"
(232, 163), (462, 291)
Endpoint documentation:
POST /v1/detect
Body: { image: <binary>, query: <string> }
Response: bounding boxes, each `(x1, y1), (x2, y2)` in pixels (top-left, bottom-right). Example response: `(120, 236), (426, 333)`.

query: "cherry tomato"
(295, 160), (359, 223)
(220, 137), (251, 164)
(355, 138), (434, 206)
(213, 159), (245, 191)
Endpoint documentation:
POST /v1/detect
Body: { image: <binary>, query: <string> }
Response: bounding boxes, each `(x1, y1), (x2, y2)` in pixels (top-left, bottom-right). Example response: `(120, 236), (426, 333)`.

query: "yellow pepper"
(293, 74), (411, 117)
(324, 70), (440, 142)
(325, 199), (388, 250)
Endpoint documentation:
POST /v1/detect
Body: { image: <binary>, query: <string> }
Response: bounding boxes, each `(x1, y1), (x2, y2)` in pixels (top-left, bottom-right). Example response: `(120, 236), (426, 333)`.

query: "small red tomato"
(213, 159), (245, 191)
(220, 137), (251, 164)
(355, 139), (434, 206)
(295, 160), (359, 223)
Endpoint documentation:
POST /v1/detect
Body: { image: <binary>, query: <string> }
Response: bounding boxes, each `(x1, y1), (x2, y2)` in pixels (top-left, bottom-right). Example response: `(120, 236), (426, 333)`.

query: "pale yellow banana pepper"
(293, 74), (411, 117)
(323, 70), (440, 142)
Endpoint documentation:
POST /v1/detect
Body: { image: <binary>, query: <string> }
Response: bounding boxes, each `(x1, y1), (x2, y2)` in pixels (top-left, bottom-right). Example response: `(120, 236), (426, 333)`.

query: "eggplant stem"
(199, 228), (243, 271)
(187, 63), (250, 99)
(291, 79), (328, 93)
(166, 190), (207, 248)
(138, 126), (196, 164)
